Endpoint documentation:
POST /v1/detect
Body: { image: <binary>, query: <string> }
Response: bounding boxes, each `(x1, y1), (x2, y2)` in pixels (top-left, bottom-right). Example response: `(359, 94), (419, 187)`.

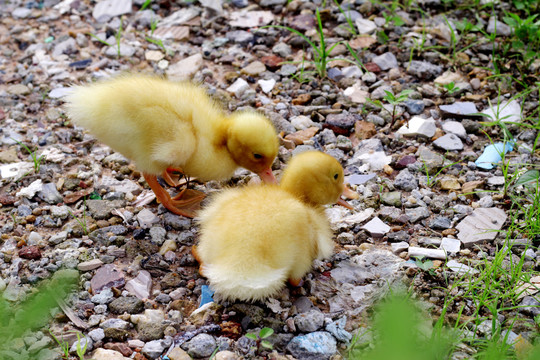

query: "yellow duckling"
(64, 75), (278, 218)
(193, 151), (357, 302)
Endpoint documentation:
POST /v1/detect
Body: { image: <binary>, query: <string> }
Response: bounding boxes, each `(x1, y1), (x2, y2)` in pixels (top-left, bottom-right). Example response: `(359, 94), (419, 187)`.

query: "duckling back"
(196, 185), (334, 302)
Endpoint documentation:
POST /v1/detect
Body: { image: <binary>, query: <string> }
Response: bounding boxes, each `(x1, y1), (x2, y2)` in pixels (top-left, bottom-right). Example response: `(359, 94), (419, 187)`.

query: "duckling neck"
(283, 188), (323, 210)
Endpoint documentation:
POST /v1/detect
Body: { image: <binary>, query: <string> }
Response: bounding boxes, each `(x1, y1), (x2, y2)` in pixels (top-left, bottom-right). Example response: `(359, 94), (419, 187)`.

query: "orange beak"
(257, 167), (277, 184)
(338, 184), (358, 210)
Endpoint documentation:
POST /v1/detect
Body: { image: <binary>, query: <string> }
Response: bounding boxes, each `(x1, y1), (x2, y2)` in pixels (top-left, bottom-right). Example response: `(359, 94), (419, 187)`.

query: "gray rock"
(519, 296), (540, 317)
(226, 30), (253, 44)
(52, 37), (77, 58)
(272, 42), (292, 57)
(487, 17), (512, 36)
(397, 116), (436, 138)
(86, 200), (124, 220)
(138, 321), (168, 342)
(142, 339), (171, 360)
(137, 209), (159, 229)
(442, 121), (467, 139)
(416, 146), (444, 174)
(49, 231), (68, 245)
(286, 332), (337, 359)
(355, 18), (377, 34)
(89, 225), (128, 245)
(456, 208), (507, 247)
(109, 296), (144, 314)
(125, 270), (152, 299)
(260, 0), (287, 6)
(182, 333), (216, 358)
(149, 227), (167, 245)
(403, 99), (424, 115)
(429, 217), (452, 230)
(372, 52), (398, 70)
(91, 288), (114, 304)
(406, 60), (442, 80)
(405, 207), (430, 223)
(325, 316), (352, 342)
(88, 328), (105, 342)
(394, 169), (418, 191)
(477, 195), (493, 208)
(12, 7), (32, 19)
(105, 44), (136, 58)
(93, 0), (132, 22)
(38, 183), (63, 204)
(439, 102), (478, 117)
(446, 260), (478, 274)
(50, 205), (70, 220)
(381, 191), (402, 207)
(433, 133), (463, 151)
(69, 336), (92, 354)
(163, 213), (192, 230)
(90, 264), (125, 293)
(330, 249), (403, 285)
(294, 310), (325, 332)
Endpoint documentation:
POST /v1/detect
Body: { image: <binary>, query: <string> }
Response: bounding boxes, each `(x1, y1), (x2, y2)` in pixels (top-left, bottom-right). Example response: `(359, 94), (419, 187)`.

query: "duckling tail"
(203, 264), (288, 302)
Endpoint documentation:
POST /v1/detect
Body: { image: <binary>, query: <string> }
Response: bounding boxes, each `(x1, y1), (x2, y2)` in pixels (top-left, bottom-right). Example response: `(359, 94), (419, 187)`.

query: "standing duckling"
(193, 151), (357, 302)
(64, 75), (278, 218)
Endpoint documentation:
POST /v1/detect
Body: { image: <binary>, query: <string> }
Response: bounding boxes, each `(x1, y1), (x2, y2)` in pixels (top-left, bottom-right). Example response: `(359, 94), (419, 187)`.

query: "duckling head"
(280, 151), (347, 207)
(226, 111), (278, 183)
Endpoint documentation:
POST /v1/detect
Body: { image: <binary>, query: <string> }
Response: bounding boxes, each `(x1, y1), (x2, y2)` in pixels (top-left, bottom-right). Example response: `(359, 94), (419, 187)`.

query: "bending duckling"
(193, 151), (357, 302)
(64, 75), (278, 218)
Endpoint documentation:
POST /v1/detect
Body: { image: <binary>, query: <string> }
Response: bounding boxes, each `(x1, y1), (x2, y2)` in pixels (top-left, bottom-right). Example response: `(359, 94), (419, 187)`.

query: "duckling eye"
(333, 173), (338, 180)
(253, 153), (263, 160)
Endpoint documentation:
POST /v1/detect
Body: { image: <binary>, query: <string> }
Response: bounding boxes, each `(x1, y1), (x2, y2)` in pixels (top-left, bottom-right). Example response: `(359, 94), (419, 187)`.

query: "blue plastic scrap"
(199, 285), (215, 307)
(475, 142), (515, 170)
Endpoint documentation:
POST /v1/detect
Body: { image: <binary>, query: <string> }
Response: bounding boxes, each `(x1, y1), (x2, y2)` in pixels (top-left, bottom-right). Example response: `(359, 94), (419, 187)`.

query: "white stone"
(408, 247), (447, 260)
(258, 78), (276, 94)
(230, 11), (274, 28)
(166, 53), (204, 82)
(342, 66), (363, 78)
(290, 115), (316, 130)
(440, 237), (461, 254)
(145, 50), (165, 62)
(391, 242), (409, 254)
(456, 207), (507, 247)
(160, 7), (200, 27)
(0, 162), (34, 179)
(137, 209), (159, 229)
(482, 99), (522, 123)
(343, 82), (369, 103)
(355, 18), (377, 34)
(433, 133), (464, 151)
(362, 217), (390, 237)
(226, 78), (250, 97)
(486, 176), (505, 186)
(92, 348), (129, 360)
(446, 260), (478, 274)
(125, 270), (152, 299)
(49, 87), (74, 98)
(442, 121), (467, 139)
(397, 116), (436, 137)
(16, 179), (43, 199)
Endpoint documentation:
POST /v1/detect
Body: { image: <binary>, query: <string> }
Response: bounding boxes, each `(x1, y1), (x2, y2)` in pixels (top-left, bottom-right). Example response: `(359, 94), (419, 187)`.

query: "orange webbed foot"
(162, 167), (187, 188)
(143, 173), (205, 218)
(191, 246), (205, 276)
(288, 278), (304, 287)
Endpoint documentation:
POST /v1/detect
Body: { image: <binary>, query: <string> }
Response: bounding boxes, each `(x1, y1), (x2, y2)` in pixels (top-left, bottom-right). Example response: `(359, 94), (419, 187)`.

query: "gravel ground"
(1, 0), (539, 359)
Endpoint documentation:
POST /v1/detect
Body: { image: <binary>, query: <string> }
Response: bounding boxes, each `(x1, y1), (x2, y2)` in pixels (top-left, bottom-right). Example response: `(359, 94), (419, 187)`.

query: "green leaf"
(261, 340), (274, 349)
(245, 333), (258, 340)
(515, 169), (540, 187)
(259, 327), (274, 338)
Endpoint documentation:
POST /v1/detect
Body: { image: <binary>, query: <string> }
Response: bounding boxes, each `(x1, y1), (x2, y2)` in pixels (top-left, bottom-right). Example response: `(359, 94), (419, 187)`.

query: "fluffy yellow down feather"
(195, 151), (352, 302)
(64, 75), (278, 217)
